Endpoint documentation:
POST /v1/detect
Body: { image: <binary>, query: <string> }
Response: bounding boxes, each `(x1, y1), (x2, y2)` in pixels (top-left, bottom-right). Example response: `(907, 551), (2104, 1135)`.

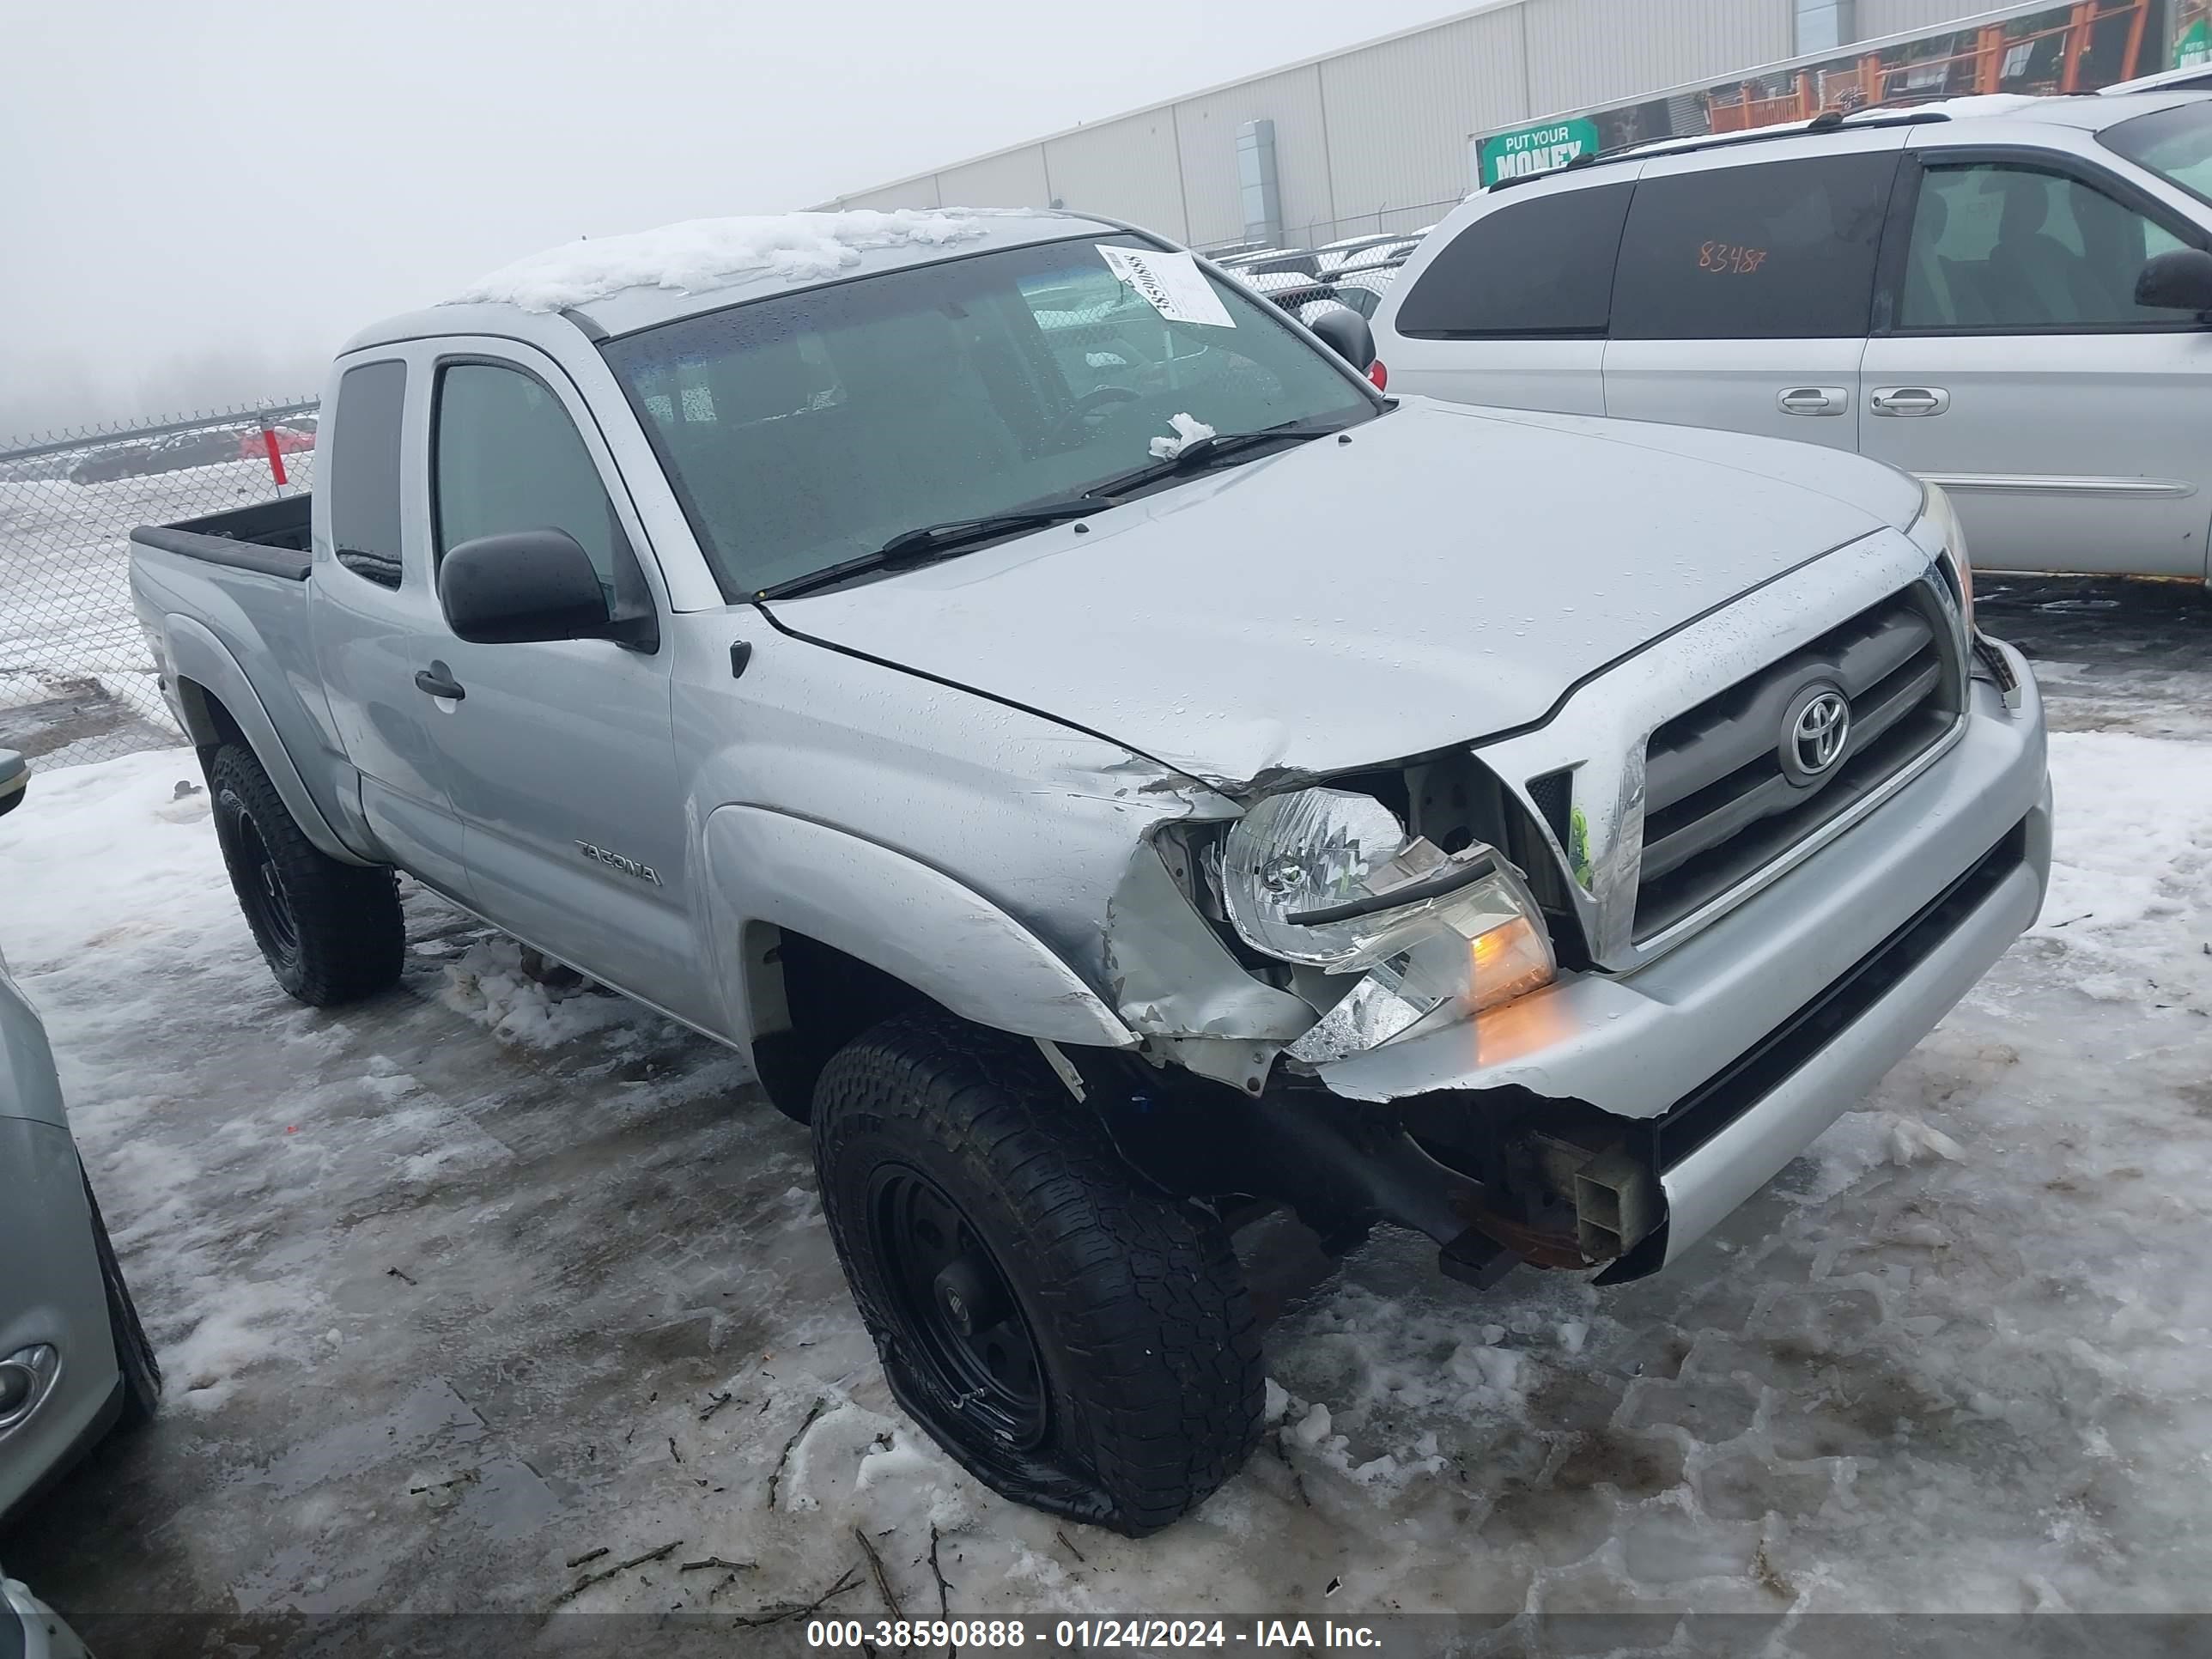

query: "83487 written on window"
(1611, 154), (1899, 340)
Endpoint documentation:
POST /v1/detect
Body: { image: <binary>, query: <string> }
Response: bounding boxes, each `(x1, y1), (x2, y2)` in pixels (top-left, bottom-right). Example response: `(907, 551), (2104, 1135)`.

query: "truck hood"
(768, 398), (1923, 788)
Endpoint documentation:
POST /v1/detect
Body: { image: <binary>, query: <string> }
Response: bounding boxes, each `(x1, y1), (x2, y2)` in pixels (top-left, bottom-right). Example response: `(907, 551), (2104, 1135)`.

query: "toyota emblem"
(1781, 684), (1850, 784)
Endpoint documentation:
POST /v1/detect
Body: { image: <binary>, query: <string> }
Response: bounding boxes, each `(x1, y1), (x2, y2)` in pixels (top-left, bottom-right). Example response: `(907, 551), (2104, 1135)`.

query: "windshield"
(601, 234), (1378, 598)
(2103, 100), (2212, 209)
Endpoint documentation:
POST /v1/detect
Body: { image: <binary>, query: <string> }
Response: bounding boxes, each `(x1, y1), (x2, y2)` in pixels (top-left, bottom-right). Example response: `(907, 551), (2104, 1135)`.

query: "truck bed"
(130, 489), (362, 867)
(131, 494), (313, 581)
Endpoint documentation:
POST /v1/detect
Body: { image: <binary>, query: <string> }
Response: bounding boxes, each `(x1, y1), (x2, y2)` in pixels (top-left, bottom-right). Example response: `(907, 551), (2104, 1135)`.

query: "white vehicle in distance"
(1328, 232), (1429, 278)
(1315, 231), (1412, 274)
(1372, 93), (2212, 581)
(1327, 266), (1402, 319)
(2101, 63), (2212, 95)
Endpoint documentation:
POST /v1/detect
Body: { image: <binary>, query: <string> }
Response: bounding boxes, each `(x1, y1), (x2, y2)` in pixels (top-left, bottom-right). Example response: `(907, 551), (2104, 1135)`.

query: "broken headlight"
(1219, 787), (1556, 1053)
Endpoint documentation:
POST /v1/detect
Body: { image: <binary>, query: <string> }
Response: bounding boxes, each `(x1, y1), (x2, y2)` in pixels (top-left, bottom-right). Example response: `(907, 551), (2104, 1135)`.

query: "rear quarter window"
(326, 360), (408, 586)
(1393, 183), (1633, 337)
(1610, 152), (1900, 340)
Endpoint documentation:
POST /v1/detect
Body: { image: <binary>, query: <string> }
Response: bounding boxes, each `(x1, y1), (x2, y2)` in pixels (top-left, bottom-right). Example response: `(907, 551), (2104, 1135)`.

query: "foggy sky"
(1, 0), (1462, 438)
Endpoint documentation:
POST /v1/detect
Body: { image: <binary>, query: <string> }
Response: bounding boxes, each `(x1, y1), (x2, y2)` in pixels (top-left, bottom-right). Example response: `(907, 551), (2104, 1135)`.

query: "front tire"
(84, 1173), (159, 1431)
(208, 742), (403, 1006)
(812, 1011), (1263, 1536)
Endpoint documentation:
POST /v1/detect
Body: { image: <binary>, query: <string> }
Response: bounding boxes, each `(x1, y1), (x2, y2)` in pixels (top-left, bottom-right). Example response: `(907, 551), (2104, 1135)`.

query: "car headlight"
(1917, 479), (1973, 629)
(1219, 787), (1556, 1060)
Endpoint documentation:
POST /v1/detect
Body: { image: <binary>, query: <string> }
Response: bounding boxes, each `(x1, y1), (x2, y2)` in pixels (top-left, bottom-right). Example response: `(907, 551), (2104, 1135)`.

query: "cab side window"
(1896, 162), (2197, 331)
(1610, 153), (1898, 339)
(432, 362), (629, 588)
(327, 360), (408, 589)
(1392, 183), (1633, 337)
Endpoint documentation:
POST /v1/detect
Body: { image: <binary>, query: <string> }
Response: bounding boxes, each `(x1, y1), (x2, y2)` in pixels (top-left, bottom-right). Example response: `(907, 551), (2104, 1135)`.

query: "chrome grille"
(1632, 581), (1964, 941)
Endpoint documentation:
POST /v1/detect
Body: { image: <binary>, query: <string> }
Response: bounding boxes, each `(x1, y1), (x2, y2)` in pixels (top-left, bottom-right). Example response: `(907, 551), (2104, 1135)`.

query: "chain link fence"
(0, 401), (318, 767)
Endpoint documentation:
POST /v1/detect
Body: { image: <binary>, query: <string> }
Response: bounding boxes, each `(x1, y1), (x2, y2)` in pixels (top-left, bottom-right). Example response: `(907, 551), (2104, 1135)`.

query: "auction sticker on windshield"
(1097, 246), (1237, 328)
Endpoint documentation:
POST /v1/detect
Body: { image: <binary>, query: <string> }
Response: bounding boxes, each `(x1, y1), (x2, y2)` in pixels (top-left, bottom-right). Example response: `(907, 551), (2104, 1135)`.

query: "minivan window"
(2102, 99), (2212, 208)
(433, 362), (631, 591)
(1610, 154), (1898, 340)
(602, 234), (1376, 599)
(1391, 183), (1632, 337)
(326, 360), (407, 588)
(1897, 163), (2196, 331)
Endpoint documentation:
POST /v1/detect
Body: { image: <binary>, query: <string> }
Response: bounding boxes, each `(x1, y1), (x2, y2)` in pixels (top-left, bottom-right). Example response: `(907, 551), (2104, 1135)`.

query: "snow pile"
(2031, 729), (2212, 1008)
(452, 210), (988, 312)
(1147, 411), (1215, 459)
(438, 934), (635, 1048)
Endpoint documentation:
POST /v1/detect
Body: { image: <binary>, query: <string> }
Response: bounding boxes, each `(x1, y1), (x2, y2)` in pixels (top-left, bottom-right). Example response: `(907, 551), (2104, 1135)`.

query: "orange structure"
(1705, 0), (2153, 132)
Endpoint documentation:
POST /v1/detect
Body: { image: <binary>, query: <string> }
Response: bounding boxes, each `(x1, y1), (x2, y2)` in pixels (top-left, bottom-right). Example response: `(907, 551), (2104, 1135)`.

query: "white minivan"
(1373, 92), (2212, 580)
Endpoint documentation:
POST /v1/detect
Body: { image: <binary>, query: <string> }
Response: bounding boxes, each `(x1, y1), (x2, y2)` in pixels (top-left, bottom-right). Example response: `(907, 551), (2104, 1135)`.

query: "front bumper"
(1317, 647), (2050, 1271)
(0, 1117), (119, 1522)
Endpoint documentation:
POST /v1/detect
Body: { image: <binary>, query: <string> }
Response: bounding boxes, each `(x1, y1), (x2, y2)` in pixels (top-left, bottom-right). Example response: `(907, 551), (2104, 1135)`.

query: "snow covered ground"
(1, 580), (2209, 1652)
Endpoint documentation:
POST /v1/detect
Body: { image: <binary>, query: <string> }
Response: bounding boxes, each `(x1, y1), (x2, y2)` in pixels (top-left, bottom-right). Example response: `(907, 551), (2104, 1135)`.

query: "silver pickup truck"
(130, 208), (2050, 1535)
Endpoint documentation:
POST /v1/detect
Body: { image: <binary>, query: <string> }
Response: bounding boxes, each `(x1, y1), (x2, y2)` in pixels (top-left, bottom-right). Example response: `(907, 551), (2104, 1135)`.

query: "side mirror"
(438, 529), (624, 646)
(1308, 307), (1376, 373)
(0, 751), (26, 820)
(2136, 246), (2212, 313)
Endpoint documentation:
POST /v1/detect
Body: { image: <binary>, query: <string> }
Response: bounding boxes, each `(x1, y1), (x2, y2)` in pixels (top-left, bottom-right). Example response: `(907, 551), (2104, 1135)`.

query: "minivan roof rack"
(1486, 107), (1952, 192)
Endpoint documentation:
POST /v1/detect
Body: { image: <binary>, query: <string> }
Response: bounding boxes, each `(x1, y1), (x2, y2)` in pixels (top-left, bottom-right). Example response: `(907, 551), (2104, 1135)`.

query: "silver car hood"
(770, 398), (1923, 788)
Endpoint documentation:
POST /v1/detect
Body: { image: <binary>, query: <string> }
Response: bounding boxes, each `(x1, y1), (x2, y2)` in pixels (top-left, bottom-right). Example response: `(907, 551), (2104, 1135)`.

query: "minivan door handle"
(414, 663), (466, 702)
(1870, 385), (1951, 416)
(1777, 386), (1848, 416)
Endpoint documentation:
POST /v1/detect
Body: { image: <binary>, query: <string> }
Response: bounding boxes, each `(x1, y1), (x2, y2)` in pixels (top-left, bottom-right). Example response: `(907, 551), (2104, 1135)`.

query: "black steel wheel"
(813, 1010), (1263, 1536)
(866, 1164), (1049, 1450)
(228, 802), (300, 961)
(207, 742), (404, 1006)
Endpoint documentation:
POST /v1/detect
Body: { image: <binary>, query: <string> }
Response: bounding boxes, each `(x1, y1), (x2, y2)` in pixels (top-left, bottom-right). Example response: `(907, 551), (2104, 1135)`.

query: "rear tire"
(208, 742), (403, 1006)
(812, 1011), (1264, 1536)
(83, 1173), (159, 1431)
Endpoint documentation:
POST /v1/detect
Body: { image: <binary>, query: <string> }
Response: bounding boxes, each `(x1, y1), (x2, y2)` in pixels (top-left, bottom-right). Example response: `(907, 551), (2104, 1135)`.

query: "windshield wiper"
(754, 497), (1101, 601)
(754, 415), (1356, 602)
(1084, 416), (1345, 500)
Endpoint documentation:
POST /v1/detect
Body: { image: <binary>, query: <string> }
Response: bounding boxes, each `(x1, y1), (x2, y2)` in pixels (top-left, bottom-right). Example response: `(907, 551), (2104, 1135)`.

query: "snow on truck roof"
(358, 208), (1126, 351)
(453, 210), (994, 311)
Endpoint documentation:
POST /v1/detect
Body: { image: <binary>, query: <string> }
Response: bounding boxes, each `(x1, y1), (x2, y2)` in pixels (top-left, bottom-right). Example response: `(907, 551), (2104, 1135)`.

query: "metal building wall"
(934, 148), (1052, 210)
(839, 177), (942, 212)
(824, 0), (2011, 242)
(1522, 0), (1796, 110)
(1044, 112), (1188, 239)
(1317, 6), (1533, 236)
(1173, 66), (1336, 246)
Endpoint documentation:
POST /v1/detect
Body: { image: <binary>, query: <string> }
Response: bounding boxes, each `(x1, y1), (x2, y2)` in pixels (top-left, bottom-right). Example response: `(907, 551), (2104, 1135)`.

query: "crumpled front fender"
(702, 804), (1137, 1050)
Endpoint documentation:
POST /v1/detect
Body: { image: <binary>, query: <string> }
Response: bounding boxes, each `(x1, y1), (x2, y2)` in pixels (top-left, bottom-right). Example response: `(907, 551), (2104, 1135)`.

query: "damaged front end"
(1103, 746), (1588, 1086)
(1091, 747), (1662, 1284)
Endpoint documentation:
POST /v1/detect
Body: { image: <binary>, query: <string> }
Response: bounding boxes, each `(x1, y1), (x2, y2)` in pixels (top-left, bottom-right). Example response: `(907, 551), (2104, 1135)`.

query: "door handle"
(1777, 386), (1848, 416)
(1870, 386), (1950, 416)
(414, 663), (466, 701)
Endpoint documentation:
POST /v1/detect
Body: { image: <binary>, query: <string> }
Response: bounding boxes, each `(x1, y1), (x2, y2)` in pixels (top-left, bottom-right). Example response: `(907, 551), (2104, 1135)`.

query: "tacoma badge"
(576, 841), (662, 885)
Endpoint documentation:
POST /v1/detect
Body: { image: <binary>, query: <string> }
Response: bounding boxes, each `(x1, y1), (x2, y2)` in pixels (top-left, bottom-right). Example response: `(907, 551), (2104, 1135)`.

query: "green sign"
(1478, 117), (1601, 187)
(2177, 15), (2211, 68)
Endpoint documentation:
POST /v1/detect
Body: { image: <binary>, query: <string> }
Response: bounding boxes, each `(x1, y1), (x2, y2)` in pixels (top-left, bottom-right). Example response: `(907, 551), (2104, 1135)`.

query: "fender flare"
(161, 615), (374, 866)
(702, 804), (1135, 1050)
